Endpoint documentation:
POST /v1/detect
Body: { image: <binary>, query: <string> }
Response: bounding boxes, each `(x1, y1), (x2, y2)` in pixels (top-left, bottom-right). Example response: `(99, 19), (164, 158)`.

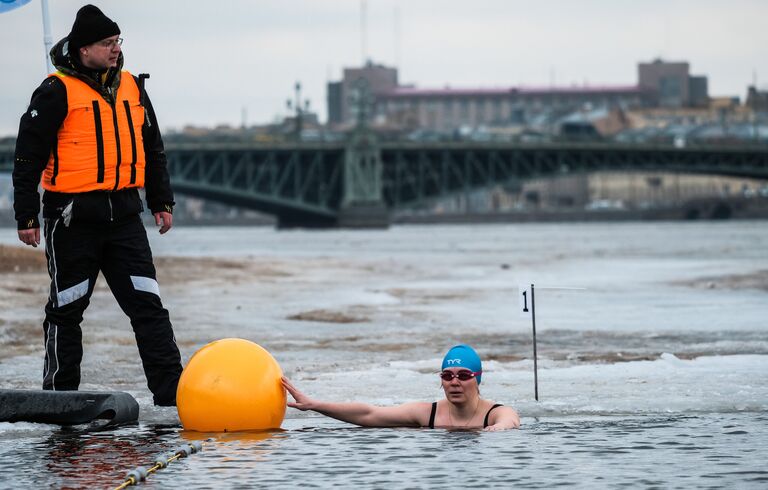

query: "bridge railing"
(3, 138), (768, 160)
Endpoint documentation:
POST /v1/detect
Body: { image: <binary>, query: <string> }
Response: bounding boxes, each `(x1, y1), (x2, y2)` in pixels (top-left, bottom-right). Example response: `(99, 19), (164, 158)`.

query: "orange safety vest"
(42, 71), (146, 193)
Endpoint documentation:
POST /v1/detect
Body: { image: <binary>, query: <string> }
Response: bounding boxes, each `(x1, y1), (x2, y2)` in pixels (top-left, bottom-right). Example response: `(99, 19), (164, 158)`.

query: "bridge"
(2, 140), (767, 227)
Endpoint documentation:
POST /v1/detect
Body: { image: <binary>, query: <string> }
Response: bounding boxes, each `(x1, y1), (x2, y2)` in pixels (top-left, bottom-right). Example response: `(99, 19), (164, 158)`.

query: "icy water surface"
(1, 221), (767, 487)
(1, 414), (766, 488)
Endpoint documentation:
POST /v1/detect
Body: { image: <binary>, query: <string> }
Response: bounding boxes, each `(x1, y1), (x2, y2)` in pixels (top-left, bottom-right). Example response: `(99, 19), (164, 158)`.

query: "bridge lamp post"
(286, 81), (310, 142)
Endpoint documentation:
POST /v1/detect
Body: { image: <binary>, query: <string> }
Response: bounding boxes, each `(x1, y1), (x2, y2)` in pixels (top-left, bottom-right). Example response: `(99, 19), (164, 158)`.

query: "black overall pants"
(42, 213), (182, 406)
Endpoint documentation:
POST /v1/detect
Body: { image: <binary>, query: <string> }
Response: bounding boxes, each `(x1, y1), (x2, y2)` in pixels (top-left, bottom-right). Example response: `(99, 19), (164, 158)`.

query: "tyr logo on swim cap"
(441, 344), (482, 384)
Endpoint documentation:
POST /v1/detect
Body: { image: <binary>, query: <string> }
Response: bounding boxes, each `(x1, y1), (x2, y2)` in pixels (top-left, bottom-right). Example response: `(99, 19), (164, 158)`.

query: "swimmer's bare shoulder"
(485, 405), (520, 431)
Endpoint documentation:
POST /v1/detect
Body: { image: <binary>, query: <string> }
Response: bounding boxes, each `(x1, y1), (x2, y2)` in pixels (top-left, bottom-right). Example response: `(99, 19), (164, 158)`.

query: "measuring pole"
(531, 284), (538, 401)
(519, 282), (539, 401)
(519, 284), (584, 401)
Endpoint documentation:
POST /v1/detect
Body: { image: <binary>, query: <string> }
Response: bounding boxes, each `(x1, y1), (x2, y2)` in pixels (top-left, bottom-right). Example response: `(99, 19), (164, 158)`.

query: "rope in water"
(114, 440), (206, 489)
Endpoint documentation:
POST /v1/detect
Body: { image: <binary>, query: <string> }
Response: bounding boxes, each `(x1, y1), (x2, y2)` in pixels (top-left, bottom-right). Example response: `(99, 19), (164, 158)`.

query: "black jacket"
(13, 37), (174, 230)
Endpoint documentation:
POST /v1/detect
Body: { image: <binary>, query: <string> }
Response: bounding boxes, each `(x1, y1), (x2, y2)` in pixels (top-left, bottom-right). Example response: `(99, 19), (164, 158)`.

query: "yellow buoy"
(177, 338), (286, 431)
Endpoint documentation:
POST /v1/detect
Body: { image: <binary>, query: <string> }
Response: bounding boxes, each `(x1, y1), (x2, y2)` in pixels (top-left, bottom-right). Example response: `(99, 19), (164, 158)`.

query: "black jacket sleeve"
(138, 79), (175, 215)
(13, 76), (67, 229)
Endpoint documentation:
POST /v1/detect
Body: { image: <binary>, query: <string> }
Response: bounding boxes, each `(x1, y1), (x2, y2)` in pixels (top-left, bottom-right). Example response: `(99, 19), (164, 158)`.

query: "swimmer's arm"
(352, 401), (429, 427)
(282, 377), (426, 427)
(484, 406), (521, 431)
(316, 401), (427, 428)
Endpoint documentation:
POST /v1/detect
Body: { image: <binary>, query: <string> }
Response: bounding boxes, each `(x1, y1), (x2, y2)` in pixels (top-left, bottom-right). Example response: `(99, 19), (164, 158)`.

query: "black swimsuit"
(427, 401), (503, 428)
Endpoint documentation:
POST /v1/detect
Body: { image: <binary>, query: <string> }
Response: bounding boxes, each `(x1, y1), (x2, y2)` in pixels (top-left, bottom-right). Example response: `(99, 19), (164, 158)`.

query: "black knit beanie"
(67, 5), (120, 52)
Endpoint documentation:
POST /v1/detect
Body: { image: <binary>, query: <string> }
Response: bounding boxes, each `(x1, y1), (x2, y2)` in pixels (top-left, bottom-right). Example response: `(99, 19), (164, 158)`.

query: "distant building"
(327, 81), (343, 124)
(746, 86), (768, 112)
(558, 106), (629, 139)
(327, 62), (651, 131)
(689, 76), (709, 107)
(375, 85), (647, 133)
(327, 61), (398, 125)
(638, 59), (709, 108)
(328, 58), (712, 131)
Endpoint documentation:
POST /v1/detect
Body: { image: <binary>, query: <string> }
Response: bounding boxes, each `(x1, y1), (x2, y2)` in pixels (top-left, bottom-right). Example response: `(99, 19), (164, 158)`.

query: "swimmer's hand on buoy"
(281, 377), (316, 411)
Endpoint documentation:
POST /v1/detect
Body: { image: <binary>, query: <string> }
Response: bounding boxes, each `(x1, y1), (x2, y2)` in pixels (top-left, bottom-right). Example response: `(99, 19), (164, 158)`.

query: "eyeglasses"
(440, 370), (481, 382)
(97, 37), (123, 49)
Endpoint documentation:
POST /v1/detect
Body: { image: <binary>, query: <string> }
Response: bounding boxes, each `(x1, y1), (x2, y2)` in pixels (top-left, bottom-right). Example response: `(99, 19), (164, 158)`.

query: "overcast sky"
(1, 0), (767, 135)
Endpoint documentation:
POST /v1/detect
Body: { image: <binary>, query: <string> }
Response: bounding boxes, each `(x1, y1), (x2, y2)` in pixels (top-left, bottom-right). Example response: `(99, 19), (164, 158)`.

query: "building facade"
(374, 85), (648, 133)
(327, 61), (399, 125)
(328, 59), (709, 132)
(638, 59), (710, 108)
(746, 85), (768, 112)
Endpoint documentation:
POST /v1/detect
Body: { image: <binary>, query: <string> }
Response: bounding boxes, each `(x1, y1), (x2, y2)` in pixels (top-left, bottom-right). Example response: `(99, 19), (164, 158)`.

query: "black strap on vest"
(123, 100), (137, 184)
(50, 134), (59, 185)
(92, 100), (105, 183)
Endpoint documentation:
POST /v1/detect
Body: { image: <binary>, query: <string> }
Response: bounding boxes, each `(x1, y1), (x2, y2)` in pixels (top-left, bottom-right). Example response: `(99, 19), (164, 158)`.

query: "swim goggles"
(439, 370), (482, 382)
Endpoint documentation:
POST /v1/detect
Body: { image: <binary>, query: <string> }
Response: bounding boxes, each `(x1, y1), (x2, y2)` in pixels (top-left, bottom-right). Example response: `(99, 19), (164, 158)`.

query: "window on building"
(660, 77), (681, 97)
(460, 99), (469, 120)
(660, 76), (683, 106)
(495, 101), (503, 122)
(510, 108), (525, 124)
(484, 99), (494, 122)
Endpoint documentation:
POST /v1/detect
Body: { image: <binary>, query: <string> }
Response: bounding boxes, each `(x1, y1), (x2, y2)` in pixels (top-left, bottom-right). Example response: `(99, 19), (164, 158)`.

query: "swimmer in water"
(282, 344), (520, 431)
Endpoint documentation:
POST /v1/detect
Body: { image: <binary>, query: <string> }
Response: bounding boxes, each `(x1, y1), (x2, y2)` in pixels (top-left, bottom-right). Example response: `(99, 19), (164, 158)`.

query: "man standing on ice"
(12, 4), (182, 406)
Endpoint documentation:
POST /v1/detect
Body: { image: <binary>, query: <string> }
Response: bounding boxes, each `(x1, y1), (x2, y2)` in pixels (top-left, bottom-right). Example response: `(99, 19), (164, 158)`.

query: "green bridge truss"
(2, 141), (767, 227)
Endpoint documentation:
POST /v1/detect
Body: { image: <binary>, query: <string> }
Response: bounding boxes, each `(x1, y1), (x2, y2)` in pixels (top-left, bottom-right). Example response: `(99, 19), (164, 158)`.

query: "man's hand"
(154, 211), (173, 234)
(18, 228), (40, 247)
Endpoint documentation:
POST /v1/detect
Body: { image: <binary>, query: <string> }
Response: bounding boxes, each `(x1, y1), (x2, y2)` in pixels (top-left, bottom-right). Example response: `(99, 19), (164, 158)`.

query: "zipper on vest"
(123, 100), (138, 185)
(110, 101), (122, 191)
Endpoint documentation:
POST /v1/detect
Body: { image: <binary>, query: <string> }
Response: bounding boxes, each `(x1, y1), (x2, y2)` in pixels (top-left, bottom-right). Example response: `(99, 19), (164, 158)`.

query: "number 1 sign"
(519, 283), (532, 318)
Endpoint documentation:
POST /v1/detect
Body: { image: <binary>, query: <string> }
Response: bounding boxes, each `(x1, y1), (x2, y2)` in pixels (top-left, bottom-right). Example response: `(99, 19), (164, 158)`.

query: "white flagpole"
(41, 0), (54, 74)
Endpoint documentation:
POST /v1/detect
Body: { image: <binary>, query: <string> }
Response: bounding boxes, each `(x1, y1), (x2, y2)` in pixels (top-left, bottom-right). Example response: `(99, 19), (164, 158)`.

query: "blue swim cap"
(441, 344), (482, 384)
